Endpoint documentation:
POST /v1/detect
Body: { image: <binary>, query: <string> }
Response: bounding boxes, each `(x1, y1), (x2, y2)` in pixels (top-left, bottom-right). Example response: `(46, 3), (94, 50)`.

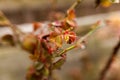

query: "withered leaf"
(1, 34), (15, 46)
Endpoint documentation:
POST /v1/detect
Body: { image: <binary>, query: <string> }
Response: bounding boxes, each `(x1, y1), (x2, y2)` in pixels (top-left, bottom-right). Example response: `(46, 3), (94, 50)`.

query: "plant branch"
(59, 22), (100, 56)
(0, 11), (24, 34)
(69, 0), (83, 10)
(99, 37), (120, 80)
(0, 11), (24, 43)
(59, 45), (76, 56)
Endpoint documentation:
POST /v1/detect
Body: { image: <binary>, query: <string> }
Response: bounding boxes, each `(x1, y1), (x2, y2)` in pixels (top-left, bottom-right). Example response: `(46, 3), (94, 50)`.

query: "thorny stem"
(99, 37), (120, 80)
(59, 24), (101, 56)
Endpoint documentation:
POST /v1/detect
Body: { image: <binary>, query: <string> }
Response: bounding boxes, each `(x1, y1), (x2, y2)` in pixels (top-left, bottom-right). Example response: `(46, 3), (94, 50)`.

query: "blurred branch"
(0, 11), (24, 34)
(0, 11), (24, 44)
(99, 37), (120, 80)
(0, 11), (10, 26)
(69, 0), (83, 10)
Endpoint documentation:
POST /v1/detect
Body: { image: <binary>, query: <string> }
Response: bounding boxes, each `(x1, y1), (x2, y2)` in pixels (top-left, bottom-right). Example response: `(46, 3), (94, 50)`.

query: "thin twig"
(99, 38), (120, 80)
(59, 23), (100, 56)
(69, 0), (83, 10)
(59, 45), (76, 56)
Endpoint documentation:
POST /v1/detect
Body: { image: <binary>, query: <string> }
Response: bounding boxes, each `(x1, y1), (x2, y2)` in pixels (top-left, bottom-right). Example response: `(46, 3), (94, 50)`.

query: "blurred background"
(0, 0), (120, 80)
(0, 0), (120, 24)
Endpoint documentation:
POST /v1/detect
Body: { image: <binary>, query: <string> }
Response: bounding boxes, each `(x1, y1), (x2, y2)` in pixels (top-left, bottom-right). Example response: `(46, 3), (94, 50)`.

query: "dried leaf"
(67, 9), (76, 20)
(1, 34), (15, 46)
(61, 21), (70, 30)
(61, 19), (76, 30)
(33, 22), (42, 31)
